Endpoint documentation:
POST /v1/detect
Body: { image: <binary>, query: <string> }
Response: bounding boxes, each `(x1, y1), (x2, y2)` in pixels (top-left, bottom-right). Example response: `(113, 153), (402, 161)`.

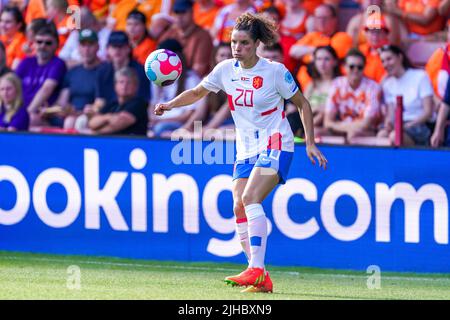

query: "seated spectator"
(324, 49), (382, 143)
(90, 31), (150, 113)
(88, 66), (148, 135)
(22, 18), (48, 58)
(193, 0), (222, 30)
(59, 7), (111, 67)
(384, 0), (445, 37)
(0, 42), (11, 77)
(261, 5), (297, 73)
(210, 0), (256, 45)
(158, 0), (213, 77)
(148, 38), (204, 138)
(0, 72), (29, 131)
(425, 21), (450, 98)
(108, 0), (172, 31)
(0, 6), (27, 69)
(431, 77), (450, 147)
(359, 15), (389, 82)
(52, 29), (105, 130)
(126, 10), (156, 66)
(280, 0), (309, 41)
(377, 45), (434, 146)
(346, 0), (408, 47)
(289, 4), (352, 90)
(15, 22), (67, 128)
(305, 45), (340, 133)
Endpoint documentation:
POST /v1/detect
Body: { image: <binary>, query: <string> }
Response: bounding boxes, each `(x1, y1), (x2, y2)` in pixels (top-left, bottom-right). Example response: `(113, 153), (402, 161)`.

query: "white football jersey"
(201, 58), (299, 160)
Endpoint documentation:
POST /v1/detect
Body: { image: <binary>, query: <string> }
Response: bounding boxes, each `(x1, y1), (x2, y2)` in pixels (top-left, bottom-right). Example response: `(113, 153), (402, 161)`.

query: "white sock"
(245, 203), (267, 269)
(235, 218), (251, 263)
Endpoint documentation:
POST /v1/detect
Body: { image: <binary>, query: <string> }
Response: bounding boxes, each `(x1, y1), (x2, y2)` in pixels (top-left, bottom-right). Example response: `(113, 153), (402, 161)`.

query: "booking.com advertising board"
(0, 133), (449, 273)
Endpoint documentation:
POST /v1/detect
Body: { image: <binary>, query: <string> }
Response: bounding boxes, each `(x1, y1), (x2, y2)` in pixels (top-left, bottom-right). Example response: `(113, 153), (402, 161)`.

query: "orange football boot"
(241, 271), (273, 293)
(224, 267), (265, 287)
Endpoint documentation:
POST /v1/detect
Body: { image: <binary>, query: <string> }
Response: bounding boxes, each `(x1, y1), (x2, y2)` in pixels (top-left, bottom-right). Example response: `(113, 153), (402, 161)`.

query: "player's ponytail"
(234, 12), (278, 45)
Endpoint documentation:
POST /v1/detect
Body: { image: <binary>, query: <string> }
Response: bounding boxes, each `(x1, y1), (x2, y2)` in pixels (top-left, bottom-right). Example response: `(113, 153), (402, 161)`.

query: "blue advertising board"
(0, 132), (449, 272)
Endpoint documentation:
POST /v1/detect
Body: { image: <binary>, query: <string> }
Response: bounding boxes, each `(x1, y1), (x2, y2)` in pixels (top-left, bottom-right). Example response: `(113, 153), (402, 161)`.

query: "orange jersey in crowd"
(110, 0), (172, 31)
(132, 36), (157, 66)
(24, 0), (46, 24)
(280, 11), (308, 40)
(398, 0), (445, 35)
(425, 45), (450, 97)
(84, 0), (112, 19)
(359, 43), (387, 83)
(0, 33), (27, 68)
(326, 76), (382, 123)
(193, 2), (221, 30)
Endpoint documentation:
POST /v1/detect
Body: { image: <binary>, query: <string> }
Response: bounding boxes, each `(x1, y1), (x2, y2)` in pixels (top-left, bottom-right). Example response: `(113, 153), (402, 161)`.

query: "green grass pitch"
(1, 251), (449, 300)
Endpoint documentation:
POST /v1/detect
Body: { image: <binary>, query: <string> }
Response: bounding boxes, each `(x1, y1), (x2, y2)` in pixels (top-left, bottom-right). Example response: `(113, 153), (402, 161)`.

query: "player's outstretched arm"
(154, 84), (210, 116)
(290, 90), (328, 169)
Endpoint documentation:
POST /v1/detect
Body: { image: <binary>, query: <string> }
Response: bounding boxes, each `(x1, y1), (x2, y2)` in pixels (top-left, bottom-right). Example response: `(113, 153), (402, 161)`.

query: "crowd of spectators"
(0, 0), (449, 148)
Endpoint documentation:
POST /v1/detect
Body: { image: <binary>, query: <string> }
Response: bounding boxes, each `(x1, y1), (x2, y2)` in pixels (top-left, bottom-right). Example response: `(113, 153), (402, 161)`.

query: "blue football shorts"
(232, 149), (294, 185)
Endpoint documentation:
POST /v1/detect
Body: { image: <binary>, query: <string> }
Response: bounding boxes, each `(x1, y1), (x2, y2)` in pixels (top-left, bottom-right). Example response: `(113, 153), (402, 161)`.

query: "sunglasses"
(347, 64), (364, 71)
(36, 39), (54, 46)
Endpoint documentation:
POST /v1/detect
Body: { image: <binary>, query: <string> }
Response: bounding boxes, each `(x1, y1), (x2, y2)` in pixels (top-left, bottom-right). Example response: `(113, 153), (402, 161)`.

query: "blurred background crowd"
(0, 0), (449, 148)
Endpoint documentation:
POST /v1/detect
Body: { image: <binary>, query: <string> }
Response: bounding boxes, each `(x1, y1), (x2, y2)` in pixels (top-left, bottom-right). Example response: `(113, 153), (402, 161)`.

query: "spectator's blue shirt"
(95, 59), (151, 105)
(63, 62), (107, 111)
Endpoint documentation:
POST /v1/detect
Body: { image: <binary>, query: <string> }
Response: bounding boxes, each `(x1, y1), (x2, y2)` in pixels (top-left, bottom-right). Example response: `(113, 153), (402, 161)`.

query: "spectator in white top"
(377, 45), (434, 146)
(324, 48), (382, 143)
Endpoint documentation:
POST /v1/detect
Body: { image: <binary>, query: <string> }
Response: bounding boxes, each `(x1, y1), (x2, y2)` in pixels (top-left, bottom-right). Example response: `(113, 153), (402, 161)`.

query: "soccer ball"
(144, 49), (182, 87)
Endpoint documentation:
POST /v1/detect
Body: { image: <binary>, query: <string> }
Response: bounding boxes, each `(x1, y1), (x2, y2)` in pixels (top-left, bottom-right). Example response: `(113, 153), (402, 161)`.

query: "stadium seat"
(407, 40), (446, 67)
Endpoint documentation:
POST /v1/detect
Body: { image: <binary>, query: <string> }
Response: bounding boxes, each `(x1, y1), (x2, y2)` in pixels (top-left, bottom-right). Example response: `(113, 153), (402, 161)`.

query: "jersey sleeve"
(275, 63), (299, 100)
(200, 60), (225, 93)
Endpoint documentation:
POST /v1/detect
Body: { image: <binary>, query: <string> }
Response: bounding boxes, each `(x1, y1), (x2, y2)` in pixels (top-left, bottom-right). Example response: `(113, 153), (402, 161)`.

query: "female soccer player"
(154, 12), (328, 293)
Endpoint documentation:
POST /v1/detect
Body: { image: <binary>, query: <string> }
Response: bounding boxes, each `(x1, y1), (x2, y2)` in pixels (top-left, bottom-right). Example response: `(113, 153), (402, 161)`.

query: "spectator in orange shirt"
(425, 22), (450, 98)
(24, 0), (46, 25)
(324, 48), (382, 143)
(126, 10), (156, 66)
(280, 0), (309, 41)
(346, 0), (408, 47)
(289, 4), (352, 89)
(359, 14), (389, 83)
(193, 0), (222, 30)
(0, 6), (26, 69)
(384, 0), (445, 36)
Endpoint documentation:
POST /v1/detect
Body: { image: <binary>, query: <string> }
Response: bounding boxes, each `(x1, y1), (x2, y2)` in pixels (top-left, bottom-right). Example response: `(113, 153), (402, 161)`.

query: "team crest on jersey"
(252, 76), (263, 89)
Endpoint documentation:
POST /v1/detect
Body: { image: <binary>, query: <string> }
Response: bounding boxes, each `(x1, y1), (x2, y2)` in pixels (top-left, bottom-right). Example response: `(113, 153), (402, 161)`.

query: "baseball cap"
(79, 29), (98, 43)
(107, 31), (129, 47)
(172, 0), (193, 13)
